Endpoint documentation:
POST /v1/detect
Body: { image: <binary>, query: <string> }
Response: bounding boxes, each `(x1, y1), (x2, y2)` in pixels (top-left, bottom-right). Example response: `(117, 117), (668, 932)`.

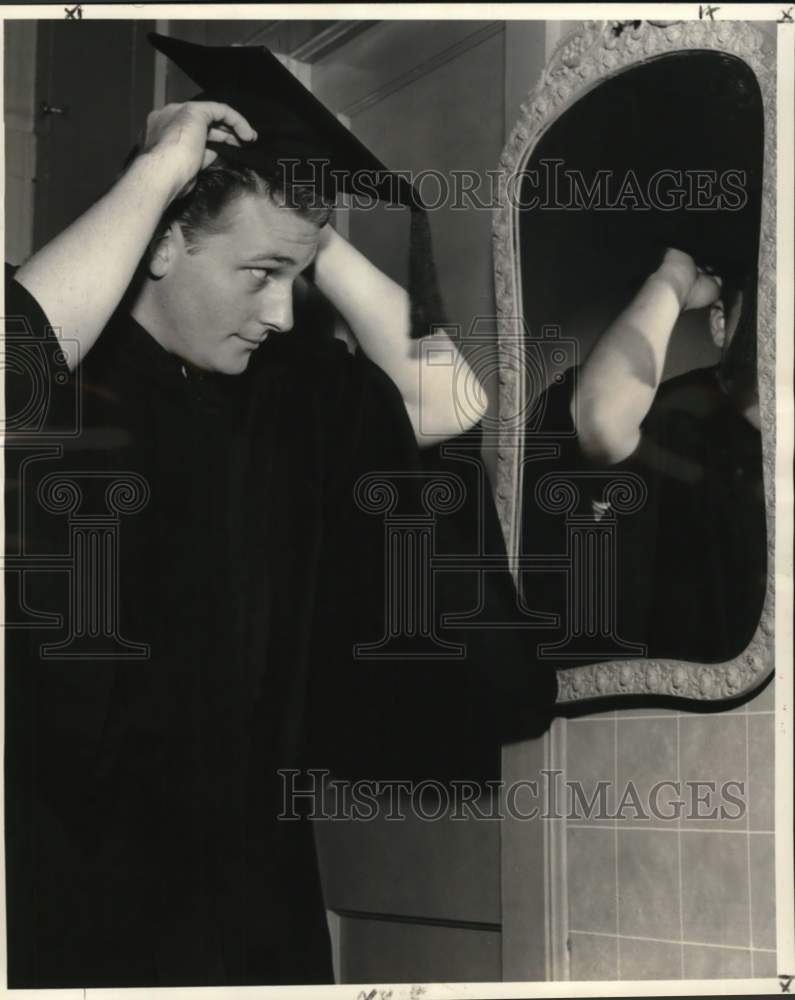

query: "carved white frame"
(493, 19), (776, 705)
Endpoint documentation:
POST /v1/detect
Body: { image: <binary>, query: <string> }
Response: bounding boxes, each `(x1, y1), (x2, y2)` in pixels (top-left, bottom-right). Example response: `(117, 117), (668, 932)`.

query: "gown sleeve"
(4, 268), (101, 986)
(306, 348), (558, 784)
(4, 265), (76, 437)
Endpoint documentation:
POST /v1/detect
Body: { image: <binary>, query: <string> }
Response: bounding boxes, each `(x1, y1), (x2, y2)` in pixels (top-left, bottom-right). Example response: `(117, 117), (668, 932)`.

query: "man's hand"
(141, 101), (258, 202)
(654, 247), (722, 312)
(14, 101), (256, 370)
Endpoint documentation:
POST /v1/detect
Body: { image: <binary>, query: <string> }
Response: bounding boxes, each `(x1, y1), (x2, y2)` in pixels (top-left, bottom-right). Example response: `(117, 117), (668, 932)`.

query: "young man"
(522, 247), (765, 665)
(4, 39), (498, 987)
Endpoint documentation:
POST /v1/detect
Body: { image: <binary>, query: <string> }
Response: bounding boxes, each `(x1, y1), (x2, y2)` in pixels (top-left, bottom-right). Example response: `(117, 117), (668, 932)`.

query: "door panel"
(33, 20), (155, 250)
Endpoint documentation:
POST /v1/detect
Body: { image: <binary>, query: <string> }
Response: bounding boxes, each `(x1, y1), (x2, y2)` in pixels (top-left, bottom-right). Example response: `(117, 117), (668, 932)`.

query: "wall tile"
(752, 949), (778, 977)
(619, 937), (681, 980)
(747, 714), (775, 831)
(681, 832), (749, 947)
(616, 717), (678, 828)
(679, 715), (748, 831)
(569, 932), (617, 981)
(617, 829), (680, 940)
(683, 944), (752, 979)
(564, 667), (776, 982)
(567, 827), (616, 934)
(747, 677), (775, 712)
(750, 834), (776, 950)
(565, 718), (615, 824)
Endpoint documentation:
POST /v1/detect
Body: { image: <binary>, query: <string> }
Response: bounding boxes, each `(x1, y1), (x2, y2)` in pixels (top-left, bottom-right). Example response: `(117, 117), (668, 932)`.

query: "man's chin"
(184, 344), (254, 376)
(214, 352), (253, 376)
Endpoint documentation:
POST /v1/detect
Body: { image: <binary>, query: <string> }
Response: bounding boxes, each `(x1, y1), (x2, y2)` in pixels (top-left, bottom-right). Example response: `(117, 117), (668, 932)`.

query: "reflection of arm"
(312, 225), (487, 447)
(572, 248), (720, 465)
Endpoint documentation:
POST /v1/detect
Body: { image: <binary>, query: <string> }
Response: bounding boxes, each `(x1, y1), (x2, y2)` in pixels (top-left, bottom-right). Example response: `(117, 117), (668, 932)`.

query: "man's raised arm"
(13, 102), (257, 371)
(312, 224), (488, 447)
(572, 247), (722, 466)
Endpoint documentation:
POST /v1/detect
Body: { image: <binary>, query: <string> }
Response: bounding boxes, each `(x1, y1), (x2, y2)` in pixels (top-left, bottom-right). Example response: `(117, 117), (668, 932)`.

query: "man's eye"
(246, 267), (270, 283)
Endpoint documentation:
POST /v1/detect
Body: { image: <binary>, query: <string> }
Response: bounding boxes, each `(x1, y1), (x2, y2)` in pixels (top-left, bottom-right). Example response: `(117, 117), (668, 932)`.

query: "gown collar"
(100, 309), (299, 412)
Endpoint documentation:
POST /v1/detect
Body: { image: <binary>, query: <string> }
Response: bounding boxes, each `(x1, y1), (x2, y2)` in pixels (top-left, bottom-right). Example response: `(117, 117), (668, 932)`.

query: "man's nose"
(259, 285), (294, 334)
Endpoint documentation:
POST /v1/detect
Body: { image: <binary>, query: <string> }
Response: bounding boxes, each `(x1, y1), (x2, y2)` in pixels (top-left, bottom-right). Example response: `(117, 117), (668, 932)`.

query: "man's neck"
(130, 283), (179, 358)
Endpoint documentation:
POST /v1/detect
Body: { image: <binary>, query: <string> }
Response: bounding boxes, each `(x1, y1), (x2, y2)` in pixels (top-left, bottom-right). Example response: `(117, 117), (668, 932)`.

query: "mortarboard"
(148, 31), (446, 340)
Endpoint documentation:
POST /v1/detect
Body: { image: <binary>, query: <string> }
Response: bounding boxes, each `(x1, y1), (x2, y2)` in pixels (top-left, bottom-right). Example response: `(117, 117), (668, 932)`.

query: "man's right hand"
(140, 101), (258, 202)
(654, 247), (722, 312)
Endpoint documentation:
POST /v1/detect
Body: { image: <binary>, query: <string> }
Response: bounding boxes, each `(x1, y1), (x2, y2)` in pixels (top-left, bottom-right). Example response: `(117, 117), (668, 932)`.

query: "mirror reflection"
(518, 51), (766, 668)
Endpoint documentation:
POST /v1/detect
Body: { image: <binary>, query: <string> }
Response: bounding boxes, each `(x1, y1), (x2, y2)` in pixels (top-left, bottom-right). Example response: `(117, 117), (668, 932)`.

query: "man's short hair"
(115, 151), (333, 307)
(159, 157), (333, 252)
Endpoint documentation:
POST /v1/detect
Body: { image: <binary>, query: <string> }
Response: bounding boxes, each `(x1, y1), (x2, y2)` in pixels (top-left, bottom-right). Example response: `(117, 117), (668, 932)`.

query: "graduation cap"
(148, 31), (446, 340)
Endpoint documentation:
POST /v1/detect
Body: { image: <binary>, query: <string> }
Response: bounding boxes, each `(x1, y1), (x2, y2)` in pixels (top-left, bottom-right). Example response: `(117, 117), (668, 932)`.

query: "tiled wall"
(564, 679), (776, 981)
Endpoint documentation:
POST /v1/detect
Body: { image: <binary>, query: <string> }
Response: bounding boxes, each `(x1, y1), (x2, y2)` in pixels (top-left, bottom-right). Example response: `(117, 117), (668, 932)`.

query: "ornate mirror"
(494, 21), (775, 706)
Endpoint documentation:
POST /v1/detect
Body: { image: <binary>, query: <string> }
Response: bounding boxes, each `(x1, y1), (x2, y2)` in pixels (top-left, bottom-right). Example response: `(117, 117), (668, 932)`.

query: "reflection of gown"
(521, 366), (766, 665)
(5, 270), (557, 988)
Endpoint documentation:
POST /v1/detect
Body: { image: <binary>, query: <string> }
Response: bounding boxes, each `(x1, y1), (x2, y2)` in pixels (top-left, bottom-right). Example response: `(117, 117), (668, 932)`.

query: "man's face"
(155, 192), (321, 374)
(710, 289), (761, 429)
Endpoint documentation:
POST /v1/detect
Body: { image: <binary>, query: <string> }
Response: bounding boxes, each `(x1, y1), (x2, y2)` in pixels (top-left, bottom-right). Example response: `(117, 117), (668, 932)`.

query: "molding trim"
(237, 20), (378, 62)
(543, 718), (569, 980)
(290, 21), (378, 63)
(342, 21), (503, 117)
(492, 20), (776, 706)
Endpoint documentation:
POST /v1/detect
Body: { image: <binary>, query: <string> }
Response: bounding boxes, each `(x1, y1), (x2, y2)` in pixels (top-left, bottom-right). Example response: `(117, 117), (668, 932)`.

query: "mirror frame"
(493, 19), (776, 706)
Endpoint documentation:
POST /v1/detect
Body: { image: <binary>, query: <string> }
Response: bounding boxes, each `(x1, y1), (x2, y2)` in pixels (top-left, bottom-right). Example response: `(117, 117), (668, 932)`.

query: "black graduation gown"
(5, 271), (558, 988)
(521, 365), (766, 666)
(4, 270), (427, 987)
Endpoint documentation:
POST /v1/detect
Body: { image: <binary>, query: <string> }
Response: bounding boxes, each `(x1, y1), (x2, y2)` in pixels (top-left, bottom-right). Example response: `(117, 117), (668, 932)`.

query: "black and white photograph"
(2, 7), (792, 995)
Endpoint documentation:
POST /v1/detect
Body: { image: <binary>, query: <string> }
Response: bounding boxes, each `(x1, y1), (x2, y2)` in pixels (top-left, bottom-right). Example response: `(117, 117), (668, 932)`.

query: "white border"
(0, 5), (792, 1000)
(775, 16), (795, 979)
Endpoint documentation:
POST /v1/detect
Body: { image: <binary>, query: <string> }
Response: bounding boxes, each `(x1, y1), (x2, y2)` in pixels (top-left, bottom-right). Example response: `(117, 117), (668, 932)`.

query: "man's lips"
(234, 333), (270, 347)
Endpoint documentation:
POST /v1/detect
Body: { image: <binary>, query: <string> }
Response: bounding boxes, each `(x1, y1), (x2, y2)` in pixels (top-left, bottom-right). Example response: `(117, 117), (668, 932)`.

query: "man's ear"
(148, 225), (179, 279)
